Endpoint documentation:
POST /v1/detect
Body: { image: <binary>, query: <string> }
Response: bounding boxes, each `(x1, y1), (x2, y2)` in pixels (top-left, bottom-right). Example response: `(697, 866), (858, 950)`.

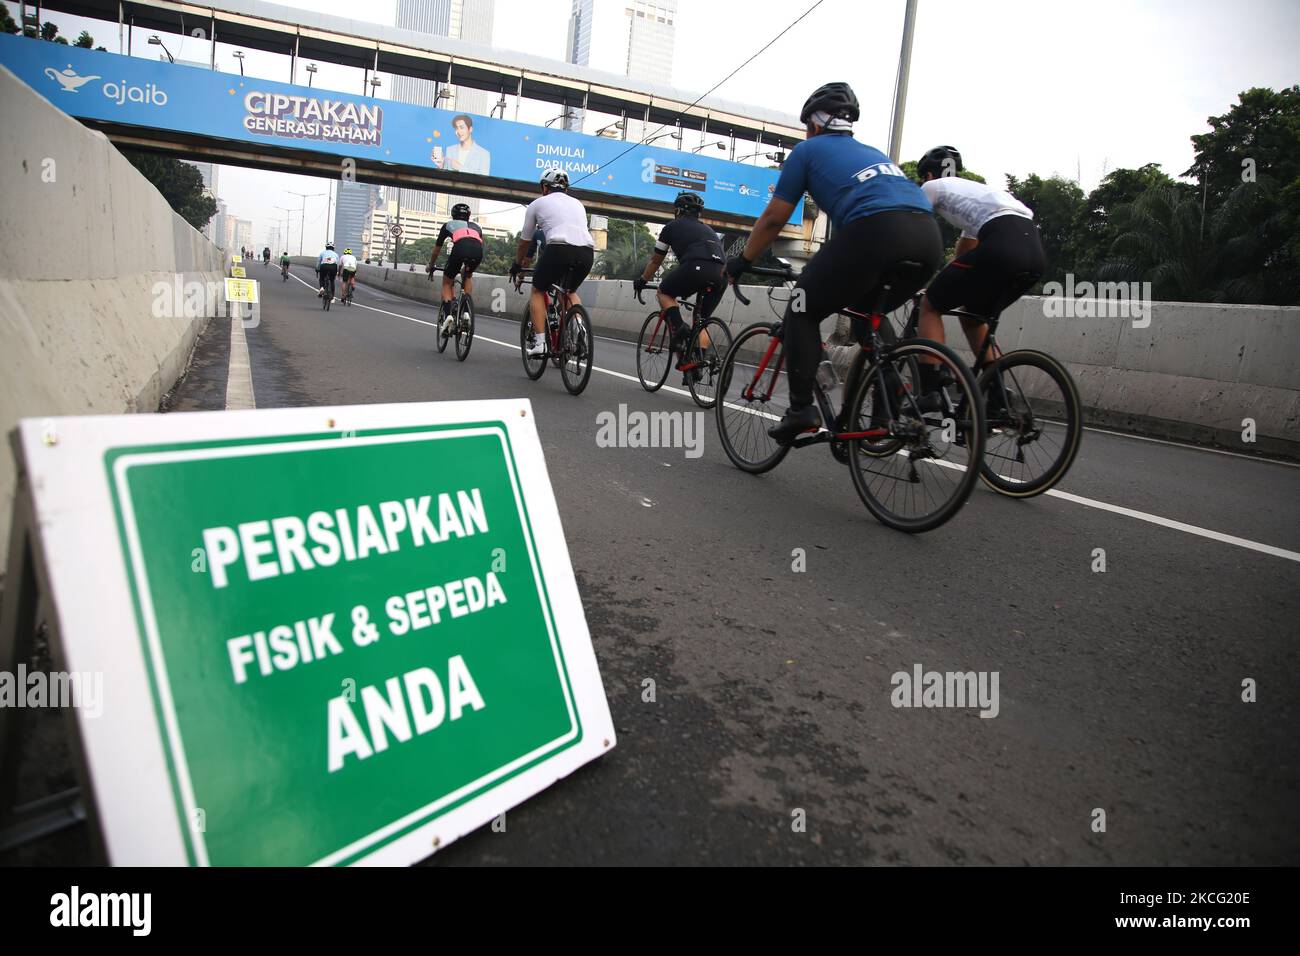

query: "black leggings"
(782, 210), (942, 407)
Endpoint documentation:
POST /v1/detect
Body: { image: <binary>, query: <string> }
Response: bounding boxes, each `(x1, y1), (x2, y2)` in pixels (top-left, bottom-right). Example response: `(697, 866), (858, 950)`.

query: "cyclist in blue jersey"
(725, 82), (943, 443)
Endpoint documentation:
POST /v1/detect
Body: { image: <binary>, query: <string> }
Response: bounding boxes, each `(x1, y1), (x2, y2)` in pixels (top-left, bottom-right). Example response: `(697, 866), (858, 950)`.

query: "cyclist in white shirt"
(339, 248), (358, 297)
(915, 146), (1045, 385)
(510, 169), (595, 356)
(316, 241), (340, 300)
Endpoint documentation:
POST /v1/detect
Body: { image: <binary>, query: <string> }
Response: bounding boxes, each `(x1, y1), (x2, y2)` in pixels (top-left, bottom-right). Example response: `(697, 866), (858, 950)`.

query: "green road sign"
(10, 402), (615, 865)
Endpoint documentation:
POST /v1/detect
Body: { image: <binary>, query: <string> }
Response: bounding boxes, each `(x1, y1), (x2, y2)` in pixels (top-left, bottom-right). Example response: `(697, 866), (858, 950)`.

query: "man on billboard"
(434, 114), (491, 176)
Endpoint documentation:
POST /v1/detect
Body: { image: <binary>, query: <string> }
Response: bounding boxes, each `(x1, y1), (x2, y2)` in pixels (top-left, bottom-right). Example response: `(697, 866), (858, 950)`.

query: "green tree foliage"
(1102, 180), (1294, 304)
(119, 150), (218, 231)
(1004, 173), (1085, 288)
(1066, 164), (1191, 277)
(1184, 86), (1300, 303)
(75, 31), (95, 48)
(2, 8), (20, 34)
(596, 219), (656, 279)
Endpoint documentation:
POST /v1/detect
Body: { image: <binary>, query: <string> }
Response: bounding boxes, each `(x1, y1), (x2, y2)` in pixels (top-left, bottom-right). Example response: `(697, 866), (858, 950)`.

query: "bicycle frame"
(637, 289), (706, 365)
(737, 321), (901, 446)
(515, 273), (576, 351)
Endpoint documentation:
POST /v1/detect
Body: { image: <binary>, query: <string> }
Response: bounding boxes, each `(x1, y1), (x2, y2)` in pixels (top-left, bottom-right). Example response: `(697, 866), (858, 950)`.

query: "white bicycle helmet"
(540, 168), (570, 191)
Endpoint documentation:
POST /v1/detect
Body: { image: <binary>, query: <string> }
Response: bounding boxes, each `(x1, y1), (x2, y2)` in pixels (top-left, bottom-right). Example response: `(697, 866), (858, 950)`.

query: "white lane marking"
(277, 273), (1300, 564)
(1043, 490), (1300, 562)
(225, 313), (256, 410)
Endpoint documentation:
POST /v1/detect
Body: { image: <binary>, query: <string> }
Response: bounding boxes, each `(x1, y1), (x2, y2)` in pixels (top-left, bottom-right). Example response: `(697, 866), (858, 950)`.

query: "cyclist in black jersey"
(634, 191), (727, 383)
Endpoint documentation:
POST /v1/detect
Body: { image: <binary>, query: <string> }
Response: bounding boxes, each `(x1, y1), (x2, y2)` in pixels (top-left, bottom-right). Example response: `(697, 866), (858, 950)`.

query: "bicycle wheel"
(636, 311), (673, 392)
(455, 294), (475, 362)
(977, 349), (1082, 497)
(715, 322), (791, 474)
(520, 311), (547, 380)
(559, 305), (594, 395)
(686, 318), (732, 409)
(436, 304), (451, 352)
(845, 339), (984, 532)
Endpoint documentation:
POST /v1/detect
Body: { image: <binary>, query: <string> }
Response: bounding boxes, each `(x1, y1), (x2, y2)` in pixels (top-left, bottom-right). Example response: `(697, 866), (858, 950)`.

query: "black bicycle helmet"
(673, 191), (705, 215)
(799, 81), (860, 125)
(918, 145), (963, 180)
(451, 202), (471, 219)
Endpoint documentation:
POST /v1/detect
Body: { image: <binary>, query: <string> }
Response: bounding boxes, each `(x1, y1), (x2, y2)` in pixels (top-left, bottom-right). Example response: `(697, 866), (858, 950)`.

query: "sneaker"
(440, 314), (455, 335)
(526, 335), (546, 357)
(768, 405), (821, 445)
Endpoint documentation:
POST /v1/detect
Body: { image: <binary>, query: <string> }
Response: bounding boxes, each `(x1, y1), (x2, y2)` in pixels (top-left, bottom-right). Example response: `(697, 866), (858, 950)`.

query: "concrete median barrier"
(341, 262), (1298, 457)
(0, 64), (225, 574)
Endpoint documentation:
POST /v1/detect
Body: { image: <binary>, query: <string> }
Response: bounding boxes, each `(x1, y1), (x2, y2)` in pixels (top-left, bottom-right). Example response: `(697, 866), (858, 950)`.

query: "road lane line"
(276, 275), (1300, 563)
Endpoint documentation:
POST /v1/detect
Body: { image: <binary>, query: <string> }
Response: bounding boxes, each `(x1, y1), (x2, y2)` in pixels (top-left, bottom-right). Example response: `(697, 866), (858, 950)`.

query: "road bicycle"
(281, 263), (289, 281)
(512, 269), (594, 395)
(318, 270), (335, 311)
(634, 283), (733, 409)
(436, 265), (476, 362)
(340, 273), (356, 306)
(894, 276), (1082, 497)
(717, 261), (985, 533)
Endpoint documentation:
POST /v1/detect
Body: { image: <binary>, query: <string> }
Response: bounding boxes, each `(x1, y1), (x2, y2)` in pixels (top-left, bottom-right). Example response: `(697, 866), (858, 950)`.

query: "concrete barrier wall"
(0, 65), (226, 573)
(338, 261), (1300, 456)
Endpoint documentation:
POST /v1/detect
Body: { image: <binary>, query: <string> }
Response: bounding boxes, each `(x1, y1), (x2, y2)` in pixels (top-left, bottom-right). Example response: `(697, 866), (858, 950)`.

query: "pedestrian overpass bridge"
(8, 0), (815, 241)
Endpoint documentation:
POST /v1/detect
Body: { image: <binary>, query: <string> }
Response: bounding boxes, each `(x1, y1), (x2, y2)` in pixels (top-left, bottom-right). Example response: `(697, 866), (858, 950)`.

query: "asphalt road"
(163, 264), (1300, 865)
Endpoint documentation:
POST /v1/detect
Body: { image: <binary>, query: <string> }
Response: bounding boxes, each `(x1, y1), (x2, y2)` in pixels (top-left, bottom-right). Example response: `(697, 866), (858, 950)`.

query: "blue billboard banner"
(1, 36), (796, 225)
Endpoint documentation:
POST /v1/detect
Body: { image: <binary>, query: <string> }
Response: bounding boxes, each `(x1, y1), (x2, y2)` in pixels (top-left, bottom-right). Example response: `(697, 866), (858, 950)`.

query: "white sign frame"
(8, 400), (616, 866)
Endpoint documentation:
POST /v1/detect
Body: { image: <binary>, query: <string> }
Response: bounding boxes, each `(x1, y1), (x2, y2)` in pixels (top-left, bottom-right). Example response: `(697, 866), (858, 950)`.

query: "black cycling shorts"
(658, 259), (726, 318)
(340, 268), (355, 282)
(444, 240), (483, 278)
(533, 244), (594, 292)
(318, 264), (338, 281)
(924, 214), (1045, 317)
(781, 209), (942, 406)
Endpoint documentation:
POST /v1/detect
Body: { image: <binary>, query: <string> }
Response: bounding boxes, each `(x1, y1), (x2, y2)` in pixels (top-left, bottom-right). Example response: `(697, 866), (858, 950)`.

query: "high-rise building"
(210, 198), (229, 248)
(335, 181), (382, 259)
(234, 219), (253, 253)
(391, 0), (496, 217)
(565, 0), (676, 132)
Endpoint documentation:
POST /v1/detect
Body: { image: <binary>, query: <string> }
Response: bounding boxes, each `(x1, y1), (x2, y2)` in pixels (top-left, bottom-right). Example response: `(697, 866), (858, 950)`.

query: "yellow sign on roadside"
(232, 256), (243, 263)
(224, 278), (259, 304)
(230, 266), (247, 278)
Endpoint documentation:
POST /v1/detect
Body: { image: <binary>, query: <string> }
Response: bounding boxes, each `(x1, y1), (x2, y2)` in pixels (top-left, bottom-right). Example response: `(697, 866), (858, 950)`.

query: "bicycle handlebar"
(634, 284), (659, 305)
(728, 263), (798, 307)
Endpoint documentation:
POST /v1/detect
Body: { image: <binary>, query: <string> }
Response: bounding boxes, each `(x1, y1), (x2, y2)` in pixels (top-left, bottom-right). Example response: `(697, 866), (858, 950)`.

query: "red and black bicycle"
(634, 284), (732, 408)
(513, 268), (594, 395)
(716, 262), (986, 533)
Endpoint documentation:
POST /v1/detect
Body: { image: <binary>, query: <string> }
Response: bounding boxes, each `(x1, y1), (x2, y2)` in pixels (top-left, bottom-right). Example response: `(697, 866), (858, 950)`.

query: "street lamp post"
(305, 63), (317, 87)
(274, 205), (294, 254)
(232, 51), (245, 76)
(886, 0), (919, 163)
(285, 191), (325, 256)
(147, 35), (174, 63)
(690, 141), (727, 154)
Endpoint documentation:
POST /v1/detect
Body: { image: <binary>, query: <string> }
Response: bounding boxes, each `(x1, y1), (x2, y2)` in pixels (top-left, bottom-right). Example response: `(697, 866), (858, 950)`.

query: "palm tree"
(1101, 181), (1292, 304)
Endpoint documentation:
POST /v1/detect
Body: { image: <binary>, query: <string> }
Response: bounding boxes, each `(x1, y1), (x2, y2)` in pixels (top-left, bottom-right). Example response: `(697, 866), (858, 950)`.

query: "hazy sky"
(10, 0), (1298, 250)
